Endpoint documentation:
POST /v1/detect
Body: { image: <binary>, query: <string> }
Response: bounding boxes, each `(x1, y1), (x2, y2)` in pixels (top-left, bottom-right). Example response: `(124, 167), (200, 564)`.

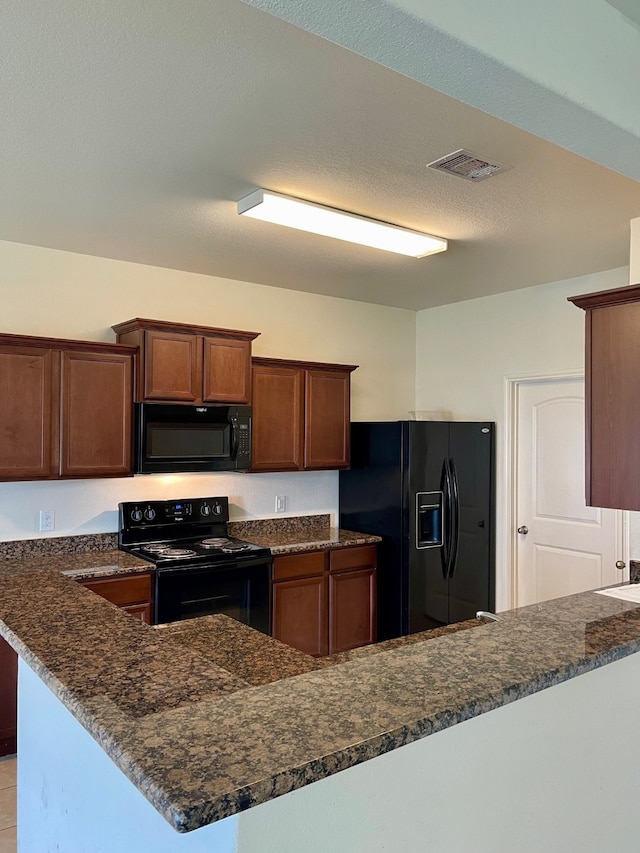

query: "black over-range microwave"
(135, 403), (252, 474)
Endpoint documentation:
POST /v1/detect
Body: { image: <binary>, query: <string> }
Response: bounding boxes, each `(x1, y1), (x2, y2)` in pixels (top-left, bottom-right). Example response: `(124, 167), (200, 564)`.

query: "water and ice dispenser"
(416, 491), (443, 549)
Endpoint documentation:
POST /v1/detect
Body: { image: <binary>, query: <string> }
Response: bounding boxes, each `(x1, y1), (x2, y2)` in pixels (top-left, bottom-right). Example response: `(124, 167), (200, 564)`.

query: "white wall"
(0, 240), (416, 540)
(415, 265), (631, 610)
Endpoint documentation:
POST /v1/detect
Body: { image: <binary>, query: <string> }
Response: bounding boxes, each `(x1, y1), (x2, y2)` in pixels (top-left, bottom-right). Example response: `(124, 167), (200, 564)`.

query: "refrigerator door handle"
(448, 459), (461, 578)
(441, 460), (452, 579)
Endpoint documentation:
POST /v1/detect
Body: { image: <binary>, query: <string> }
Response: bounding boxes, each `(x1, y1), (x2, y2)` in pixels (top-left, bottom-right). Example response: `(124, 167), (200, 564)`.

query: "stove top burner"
(143, 544), (174, 553)
(146, 547), (197, 558)
(199, 537), (232, 548)
(219, 542), (250, 553)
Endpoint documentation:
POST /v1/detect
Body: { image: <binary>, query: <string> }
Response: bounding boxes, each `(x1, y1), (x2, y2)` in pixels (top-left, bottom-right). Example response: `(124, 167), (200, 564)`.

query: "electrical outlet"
(275, 495), (287, 513)
(39, 510), (55, 532)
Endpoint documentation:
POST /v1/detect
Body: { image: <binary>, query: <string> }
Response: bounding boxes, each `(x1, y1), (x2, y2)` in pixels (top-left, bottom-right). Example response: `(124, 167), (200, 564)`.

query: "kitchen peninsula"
(4, 557), (640, 852)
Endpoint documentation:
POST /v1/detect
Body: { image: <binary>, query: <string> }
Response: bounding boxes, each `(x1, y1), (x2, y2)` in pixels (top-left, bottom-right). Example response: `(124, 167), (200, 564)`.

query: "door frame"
(504, 369), (628, 610)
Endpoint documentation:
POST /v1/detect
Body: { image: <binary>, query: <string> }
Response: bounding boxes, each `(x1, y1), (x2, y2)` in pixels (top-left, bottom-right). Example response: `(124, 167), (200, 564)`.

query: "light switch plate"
(275, 495), (287, 513)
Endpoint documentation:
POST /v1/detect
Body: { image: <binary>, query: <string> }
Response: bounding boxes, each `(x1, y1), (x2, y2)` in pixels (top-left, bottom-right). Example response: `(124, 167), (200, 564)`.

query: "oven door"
(155, 556), (271, 634)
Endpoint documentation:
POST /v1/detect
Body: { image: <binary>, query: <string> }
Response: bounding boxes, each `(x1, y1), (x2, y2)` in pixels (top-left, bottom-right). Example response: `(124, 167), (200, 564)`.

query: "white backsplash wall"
(0, 471), (338, 542)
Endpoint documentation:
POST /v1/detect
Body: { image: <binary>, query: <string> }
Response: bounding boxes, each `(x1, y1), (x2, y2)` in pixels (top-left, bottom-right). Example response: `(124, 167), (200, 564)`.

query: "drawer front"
(83, 573), (152, 607)
(272, 550), (327, 581)
(330, 545), (377, 573)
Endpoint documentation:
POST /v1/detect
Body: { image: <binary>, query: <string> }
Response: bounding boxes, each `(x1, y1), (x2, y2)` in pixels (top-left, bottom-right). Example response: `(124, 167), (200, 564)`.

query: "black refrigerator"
(339, 421), (495, 640)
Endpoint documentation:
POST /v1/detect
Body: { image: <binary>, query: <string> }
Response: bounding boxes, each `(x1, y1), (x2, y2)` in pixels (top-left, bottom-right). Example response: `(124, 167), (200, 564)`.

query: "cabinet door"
(82, 573), (152, 607)
(252, 364), (304, 471)
(143, 330), (200, 402)
(60, 350), (134, 477)
(203, 337), (251, 404)
(122, 602), (153, 624)
(272, 575), (328, 656)
(0, 344), (55, 479)
(588, 302), (640, 509)
(304, 369), (351, 469)
(0, 636), (17, 757)
(329, 567), (376, 654)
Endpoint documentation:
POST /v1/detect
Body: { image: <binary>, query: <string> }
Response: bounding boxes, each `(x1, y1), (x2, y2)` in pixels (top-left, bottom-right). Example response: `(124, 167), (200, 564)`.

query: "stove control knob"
(200, 504), (211, 517)
(130, 509), (143, 523)
(213, 503), (222, 515)
(144, 508), (156, 522)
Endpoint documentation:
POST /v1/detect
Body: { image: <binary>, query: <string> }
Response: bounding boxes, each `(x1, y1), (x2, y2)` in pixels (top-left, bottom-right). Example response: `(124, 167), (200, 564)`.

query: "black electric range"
(118, 496), (272, 631)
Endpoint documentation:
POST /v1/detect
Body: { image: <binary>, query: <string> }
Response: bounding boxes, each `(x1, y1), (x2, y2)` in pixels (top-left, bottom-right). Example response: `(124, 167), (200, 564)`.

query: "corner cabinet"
(251, 357), (357, 471)
(112, 318), (259, 405)
(81, 572), (154, 625)
(0, 334), (135, 481)
(569, 283), (640, 510)
(271, 545), (376, 656)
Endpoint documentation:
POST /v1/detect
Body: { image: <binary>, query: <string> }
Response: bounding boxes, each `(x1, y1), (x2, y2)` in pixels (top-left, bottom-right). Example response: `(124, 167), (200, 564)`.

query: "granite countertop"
(3, 559), (640, 834)
(0, 517), (381, 583)
(228, 514), (381, 554)
(0, 532), (151, 580)
(1, 549), (152, 580)
(235, 527), (381, 555)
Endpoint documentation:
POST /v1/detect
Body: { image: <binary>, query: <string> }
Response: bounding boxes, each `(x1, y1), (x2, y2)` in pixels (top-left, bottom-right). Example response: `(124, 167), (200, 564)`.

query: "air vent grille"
(427, 149), (511, 182)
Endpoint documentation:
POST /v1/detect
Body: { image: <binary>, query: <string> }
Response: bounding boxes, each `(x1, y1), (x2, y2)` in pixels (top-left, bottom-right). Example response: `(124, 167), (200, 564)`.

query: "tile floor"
(0, 756), (16, 853)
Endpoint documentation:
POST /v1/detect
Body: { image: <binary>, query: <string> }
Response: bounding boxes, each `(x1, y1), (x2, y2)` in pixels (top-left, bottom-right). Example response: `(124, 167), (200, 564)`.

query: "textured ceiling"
(1, 0), (640, 310)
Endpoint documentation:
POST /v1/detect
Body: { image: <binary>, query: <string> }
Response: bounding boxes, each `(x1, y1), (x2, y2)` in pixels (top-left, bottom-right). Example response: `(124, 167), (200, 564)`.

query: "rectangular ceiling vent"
(427, 149), (511, 182)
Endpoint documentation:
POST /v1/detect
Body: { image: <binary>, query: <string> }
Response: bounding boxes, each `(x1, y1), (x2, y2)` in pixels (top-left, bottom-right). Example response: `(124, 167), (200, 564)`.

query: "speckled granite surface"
(0, 533), (118, 560)
(228, 514), (330, 538)
(160, 615), (321, 685)
(3, 562), (640, 833)
(230, 523), (381, 554)
(0, 549), (151, 579)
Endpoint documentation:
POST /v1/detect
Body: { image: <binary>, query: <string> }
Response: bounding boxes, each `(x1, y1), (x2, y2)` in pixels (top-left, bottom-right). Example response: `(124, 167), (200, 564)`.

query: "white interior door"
(515, 377), (625, 607)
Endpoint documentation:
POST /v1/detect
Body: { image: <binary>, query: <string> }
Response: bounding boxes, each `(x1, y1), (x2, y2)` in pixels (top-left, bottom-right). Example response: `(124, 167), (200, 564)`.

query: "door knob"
(517, 525), (528, 535)
(616, 560), (626, 570)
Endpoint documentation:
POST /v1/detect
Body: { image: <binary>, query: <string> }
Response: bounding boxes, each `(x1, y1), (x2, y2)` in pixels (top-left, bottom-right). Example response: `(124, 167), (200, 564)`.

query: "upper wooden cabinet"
(251, 357), (357, 472)
(0, 334), (135, 481)
(112, 318), (259, 405)
(569, 284), (640, 510)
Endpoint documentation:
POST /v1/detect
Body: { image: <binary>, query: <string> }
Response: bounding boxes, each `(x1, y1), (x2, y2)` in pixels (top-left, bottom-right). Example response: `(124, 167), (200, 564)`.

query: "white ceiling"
(2, 0), (639, 311)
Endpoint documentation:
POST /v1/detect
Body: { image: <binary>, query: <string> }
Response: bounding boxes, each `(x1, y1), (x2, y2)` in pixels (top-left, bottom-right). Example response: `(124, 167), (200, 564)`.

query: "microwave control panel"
(235, 419), (251, 462)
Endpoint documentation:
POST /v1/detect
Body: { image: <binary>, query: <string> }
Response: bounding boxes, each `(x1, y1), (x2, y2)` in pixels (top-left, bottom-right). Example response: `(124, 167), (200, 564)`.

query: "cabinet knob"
(517, 525), (528, 535)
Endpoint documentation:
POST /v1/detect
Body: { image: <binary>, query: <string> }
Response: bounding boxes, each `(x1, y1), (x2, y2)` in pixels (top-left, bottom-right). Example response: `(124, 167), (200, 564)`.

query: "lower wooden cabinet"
(271, 545), (377, 656)
(81, 572), (154, 624)
(0, 636), (18, 757)
(272, 575), (328, 656)
(329, 567), (376, 654)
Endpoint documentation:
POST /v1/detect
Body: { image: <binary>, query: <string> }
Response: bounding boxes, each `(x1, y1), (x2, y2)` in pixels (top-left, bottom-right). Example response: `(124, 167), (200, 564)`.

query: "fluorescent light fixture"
(237, 189), (448, 258)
